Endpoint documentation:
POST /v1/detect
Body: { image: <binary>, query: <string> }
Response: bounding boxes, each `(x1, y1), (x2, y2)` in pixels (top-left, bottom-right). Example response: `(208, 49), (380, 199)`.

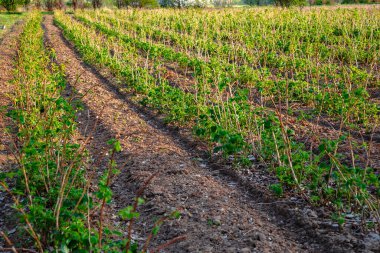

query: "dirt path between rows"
(42, 15), (379, 253)
(0, 22), (25, 248)
(0, 22), (22, 170)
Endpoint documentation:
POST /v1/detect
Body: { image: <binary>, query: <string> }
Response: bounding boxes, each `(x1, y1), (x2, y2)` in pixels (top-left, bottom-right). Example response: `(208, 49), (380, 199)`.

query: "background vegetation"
(1, 0), (379, 12)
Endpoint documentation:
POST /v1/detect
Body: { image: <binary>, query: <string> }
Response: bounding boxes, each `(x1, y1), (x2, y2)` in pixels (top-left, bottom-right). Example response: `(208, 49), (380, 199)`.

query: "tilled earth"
(1, 15), (379, 253)
(0, 21), (26, 249)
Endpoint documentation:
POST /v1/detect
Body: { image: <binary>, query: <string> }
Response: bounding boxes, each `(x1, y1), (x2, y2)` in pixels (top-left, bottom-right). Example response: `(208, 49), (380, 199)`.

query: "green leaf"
(60, 243), (69, 253)
(137, 197), (145, 206)
(119, 206), (140, 220)
(171, 210), (181, 219)
(152, 225), (160, 236)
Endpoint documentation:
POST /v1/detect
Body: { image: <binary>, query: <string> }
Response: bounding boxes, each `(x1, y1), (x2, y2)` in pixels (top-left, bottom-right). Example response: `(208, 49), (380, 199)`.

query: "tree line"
(1, 0), (379, 14)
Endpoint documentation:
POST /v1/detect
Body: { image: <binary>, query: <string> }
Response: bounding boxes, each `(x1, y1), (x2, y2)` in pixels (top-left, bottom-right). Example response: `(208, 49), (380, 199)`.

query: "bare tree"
(72, 0), (83, 11)
(92, 0), (102, 8)
(45, 0), (54, 10)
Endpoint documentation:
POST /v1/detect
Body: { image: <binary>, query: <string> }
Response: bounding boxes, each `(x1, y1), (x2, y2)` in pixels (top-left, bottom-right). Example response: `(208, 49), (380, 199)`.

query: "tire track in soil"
(0, 21), (24, 247)
(42, 15), (365, 253)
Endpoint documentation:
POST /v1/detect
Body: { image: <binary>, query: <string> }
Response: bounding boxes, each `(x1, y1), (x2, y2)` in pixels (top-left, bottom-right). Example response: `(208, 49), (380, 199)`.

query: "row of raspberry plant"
(56, 11), (379, 229)
(76, 12), (379, 131)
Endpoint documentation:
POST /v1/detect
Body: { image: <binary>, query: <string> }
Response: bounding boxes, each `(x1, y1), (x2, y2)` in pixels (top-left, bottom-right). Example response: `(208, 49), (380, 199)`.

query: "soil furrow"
(0, 21), (24, 248)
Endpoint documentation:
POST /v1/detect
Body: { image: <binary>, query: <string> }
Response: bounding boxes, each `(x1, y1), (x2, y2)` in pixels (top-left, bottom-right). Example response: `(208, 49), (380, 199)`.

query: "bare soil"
(0, 21), (25, 248)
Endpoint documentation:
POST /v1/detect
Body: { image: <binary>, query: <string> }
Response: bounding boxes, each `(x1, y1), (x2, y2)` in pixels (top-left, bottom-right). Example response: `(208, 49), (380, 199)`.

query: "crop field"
(58, 7), (380, 220)
(0, 6), (379, 252)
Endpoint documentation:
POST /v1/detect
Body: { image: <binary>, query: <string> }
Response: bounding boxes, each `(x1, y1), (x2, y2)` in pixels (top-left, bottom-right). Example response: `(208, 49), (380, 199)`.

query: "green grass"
(0, 12), (24, 38)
